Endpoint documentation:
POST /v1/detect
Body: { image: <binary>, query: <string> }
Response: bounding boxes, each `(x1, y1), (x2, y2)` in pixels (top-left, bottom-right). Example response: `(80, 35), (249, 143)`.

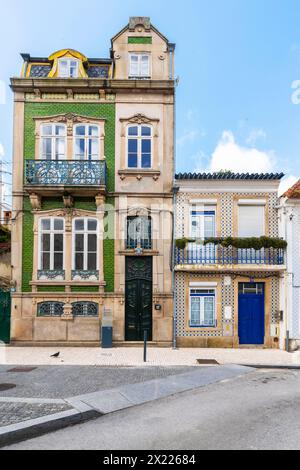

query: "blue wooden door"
(238, 284), (265, 345)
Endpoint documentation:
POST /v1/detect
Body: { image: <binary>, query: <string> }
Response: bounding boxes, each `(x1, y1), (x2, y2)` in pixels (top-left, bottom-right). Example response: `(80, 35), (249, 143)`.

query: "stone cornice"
(10, 78), (175, 93)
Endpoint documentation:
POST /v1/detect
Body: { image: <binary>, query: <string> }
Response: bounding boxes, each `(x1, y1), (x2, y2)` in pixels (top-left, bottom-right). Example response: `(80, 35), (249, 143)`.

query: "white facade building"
(279, 180), (300, 351)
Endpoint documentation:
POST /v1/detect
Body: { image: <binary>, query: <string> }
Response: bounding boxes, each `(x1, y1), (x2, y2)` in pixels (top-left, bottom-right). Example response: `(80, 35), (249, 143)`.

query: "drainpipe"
(172, 66), (178, 350)
(172, 187), (179, 349)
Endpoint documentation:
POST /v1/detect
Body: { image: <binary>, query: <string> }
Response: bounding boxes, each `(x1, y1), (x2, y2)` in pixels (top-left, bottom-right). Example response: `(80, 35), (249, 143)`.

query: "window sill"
(118, 169), (160, 181)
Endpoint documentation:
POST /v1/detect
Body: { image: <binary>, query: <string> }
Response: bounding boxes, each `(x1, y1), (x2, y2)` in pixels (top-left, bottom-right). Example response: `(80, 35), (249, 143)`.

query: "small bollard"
(144, 330), (148, 363)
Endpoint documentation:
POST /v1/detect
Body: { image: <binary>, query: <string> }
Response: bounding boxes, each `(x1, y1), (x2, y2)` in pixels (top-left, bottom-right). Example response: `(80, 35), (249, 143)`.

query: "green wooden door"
(125, 257), (152, 341)
(0, 290), (11, 344)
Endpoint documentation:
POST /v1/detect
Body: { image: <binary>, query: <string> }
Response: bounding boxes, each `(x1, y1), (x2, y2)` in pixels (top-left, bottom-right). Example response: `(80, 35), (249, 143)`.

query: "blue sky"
(1, 0), (300, 200)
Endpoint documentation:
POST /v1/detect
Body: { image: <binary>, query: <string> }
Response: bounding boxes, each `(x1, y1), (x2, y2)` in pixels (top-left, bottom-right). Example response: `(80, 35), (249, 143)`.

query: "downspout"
(171, 46), (178, 349)
(172, 186), (179, 349)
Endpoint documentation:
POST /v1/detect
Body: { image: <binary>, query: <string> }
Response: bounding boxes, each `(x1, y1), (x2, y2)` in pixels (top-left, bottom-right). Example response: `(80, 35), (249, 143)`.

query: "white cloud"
(0, 143), (4, 157)
(278, 175), (299, 197)
(246, 128), (267, 146)
(209, 131), (275, 173)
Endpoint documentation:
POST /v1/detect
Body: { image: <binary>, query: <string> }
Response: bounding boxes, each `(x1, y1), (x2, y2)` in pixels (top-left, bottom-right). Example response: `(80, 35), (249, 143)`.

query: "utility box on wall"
(102, 308), (113, 348)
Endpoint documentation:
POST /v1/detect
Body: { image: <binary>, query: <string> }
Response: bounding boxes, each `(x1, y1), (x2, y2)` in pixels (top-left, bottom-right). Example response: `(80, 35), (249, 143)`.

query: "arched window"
(40, 124), (66, 160)
(127, 125), (152, 169)
(72, 302), (99, 317)
(127, 216), (152, 250)
(37, 302), (64, 317)
(73, 218), (98, 272)
(39, 218), (64, 271)
(74, 124), (100, 160)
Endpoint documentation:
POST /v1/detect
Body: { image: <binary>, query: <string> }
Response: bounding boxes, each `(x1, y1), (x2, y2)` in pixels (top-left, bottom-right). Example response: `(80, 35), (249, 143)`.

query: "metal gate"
(0, 289), (11, 344)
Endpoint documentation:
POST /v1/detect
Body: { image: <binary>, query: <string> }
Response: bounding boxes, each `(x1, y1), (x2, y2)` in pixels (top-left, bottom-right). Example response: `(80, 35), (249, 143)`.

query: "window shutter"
(238, 206), (265, 237)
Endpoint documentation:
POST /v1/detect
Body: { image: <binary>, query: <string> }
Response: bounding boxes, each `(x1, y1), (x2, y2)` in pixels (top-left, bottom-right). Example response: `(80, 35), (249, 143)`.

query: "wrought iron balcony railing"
(25, 160), (107, 187)
(176, 245), (285, 266)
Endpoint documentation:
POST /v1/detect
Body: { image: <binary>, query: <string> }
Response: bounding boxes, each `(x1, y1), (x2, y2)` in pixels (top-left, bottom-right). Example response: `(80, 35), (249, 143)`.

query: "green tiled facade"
(128, 37), (152, 44)
(22, 102), (116, 293)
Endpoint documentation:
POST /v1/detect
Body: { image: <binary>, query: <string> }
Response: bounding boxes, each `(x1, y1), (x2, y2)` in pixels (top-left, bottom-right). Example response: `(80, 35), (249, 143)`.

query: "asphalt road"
(5, 368), (300, 450)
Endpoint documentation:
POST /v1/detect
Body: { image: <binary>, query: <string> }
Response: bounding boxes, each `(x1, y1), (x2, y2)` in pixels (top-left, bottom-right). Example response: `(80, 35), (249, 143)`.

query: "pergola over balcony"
(24, 159), (107, 197)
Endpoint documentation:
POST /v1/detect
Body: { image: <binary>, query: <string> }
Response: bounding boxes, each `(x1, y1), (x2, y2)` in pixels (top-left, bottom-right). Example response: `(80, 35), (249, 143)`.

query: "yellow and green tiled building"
(10, 17), (175, 345)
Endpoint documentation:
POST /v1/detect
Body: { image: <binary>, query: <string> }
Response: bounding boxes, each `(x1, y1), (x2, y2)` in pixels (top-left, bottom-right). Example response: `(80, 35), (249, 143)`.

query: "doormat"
(197, 359), (219, 365)
(7, 367), (37, 373)
(0, 384), (16, 391)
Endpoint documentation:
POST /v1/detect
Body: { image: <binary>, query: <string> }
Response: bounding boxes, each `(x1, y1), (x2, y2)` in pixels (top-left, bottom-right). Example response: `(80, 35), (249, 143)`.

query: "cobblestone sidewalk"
(0, 346), (299, 367)
(0, 402), (71, 427)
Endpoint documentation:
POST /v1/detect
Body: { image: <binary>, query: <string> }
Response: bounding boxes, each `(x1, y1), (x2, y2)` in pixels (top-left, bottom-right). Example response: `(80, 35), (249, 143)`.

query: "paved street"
(0, 365), (196, 400)
(5, 368), (300, 450)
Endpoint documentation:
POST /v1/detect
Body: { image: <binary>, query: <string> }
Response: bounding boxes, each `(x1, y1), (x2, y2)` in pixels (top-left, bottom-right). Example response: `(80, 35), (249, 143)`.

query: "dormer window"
(58, 58), (79, 78)
(129, 53), (150, 79)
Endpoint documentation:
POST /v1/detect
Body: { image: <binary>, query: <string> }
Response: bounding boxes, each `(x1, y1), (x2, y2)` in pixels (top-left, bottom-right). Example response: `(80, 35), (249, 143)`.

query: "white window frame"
(127, 124), (152, 169)
(72, 218), (98, 271)
(38, 218), (65, 271)
(40, 124), (67, 160)
(73, 124), (100, 160)
(58, 58), (79, 78)
(129, 53), (151, 78)
(189, 287), (217, 328)
(189, 206), (216, 239)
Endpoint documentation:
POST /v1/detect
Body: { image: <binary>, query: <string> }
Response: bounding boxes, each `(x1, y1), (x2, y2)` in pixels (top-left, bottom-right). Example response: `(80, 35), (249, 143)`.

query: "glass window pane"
(75, 139), (85, 159)
(55, 125), (65, 136)
(128, 139), (138, 152)
(89, 139), (98, 159)
(88, 234), (97, 252)
(88, 220), (97, 231)
(75, 253), (84, 270)
(41, 219), (51, 231)
(142, 126), (151, 136)
(128, 126), (138, 136)
(54, 253), (63, 270)
(54, 219), (64, 231)
(42, 253), (50, 270)
(75, 234), (84, 251)
(76, 126), (86, 136)
(142, 139), (151, 153)
(42, 125), (52, 136)
(141, 55), (149, 75)
(56, 138), (65, 159)
(54, 234), (63, 251)
(204, 298), (215, 326)
(141, 154), (151, 168)
(128, 154), (138, 168)
(87, 253), (97, 270)
(130, 56), (139, 76)
(75, 219), (85, 231)
(89, 126), (99, 136)
(42, 138), (52, 159)
(42, 234), (50, 251)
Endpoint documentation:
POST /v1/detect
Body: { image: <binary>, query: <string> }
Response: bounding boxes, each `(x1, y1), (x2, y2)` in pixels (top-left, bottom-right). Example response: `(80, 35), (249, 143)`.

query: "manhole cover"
(197, 359), (219, 365)
(7, 367), (37, 373)
(0, 384), (16, 391)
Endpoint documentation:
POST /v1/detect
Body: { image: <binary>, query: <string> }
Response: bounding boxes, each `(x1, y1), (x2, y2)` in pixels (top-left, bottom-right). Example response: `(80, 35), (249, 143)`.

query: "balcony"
(25, 160), (107, 196)
(175, 245), (285, 271)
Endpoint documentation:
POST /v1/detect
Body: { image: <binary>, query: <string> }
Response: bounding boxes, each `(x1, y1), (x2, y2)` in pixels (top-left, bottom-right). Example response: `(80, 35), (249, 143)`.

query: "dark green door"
(125, 257), (152, 341)
(0, 290), (11, 344)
